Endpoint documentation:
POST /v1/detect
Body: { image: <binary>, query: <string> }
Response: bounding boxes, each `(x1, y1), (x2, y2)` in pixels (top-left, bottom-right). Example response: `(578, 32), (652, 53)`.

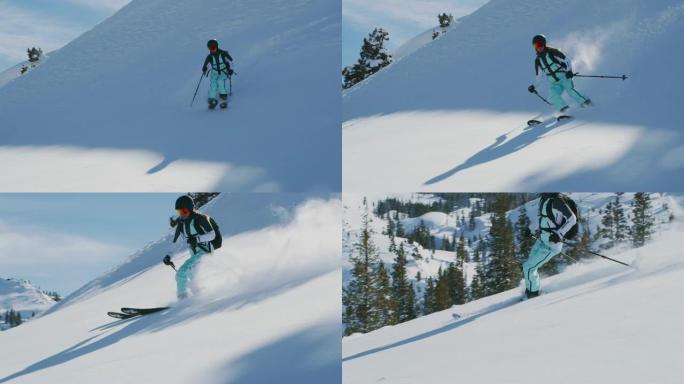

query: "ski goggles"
(176, 208), (190, 217)
(533, 42), (545, 50)
(208, 46), (217, 52)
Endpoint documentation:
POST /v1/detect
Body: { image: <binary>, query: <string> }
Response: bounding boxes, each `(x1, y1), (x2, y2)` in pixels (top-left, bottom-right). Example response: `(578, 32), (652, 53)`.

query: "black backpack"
(557, 194), (580, 240)
(192, 214), (223, 250)
(541, 194), (580, 240)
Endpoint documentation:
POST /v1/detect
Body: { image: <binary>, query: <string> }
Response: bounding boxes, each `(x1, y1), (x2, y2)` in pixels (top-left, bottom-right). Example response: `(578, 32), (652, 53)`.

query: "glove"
(549, 232), (561, 243)
(169, 216), (178, 228)
(565, 71), (574, 79)
(187, 236), (199, 247)
(163, 255), (172, 265)
(228, 68), (234, 76)
(202, 67), (207, 74)
(527, 85), (536, 93)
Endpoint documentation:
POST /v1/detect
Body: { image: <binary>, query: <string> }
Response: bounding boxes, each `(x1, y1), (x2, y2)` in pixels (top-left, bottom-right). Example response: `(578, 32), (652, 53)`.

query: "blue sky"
(0, 0), (129, 71)
(343, 0), (487, 68)
(0, 193), (177, 296)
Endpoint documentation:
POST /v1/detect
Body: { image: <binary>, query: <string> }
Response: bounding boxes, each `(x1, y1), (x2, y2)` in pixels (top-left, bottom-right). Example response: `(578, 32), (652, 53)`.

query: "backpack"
(195, 215), (222, 250)
(541, 194), (580, 240)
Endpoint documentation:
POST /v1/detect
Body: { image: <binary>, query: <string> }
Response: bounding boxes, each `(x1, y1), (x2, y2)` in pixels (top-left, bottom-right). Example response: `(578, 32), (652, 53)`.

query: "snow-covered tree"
(630, 193), (655, 247)
(342, 28), (392, 89)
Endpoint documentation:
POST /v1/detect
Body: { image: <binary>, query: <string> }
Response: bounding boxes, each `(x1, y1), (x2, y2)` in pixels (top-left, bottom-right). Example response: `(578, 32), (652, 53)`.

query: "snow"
(0, 0), (340, 192)
(0, 195), (342, 383)
(343, 206), (684, 384)
(343, 0), (684, 191)
(0, 278), (55, 328)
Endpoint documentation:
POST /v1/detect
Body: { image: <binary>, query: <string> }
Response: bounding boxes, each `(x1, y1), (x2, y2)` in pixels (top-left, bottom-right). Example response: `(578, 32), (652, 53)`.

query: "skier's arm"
(223, 51), (233, 62)
(202, 55), (211, 72)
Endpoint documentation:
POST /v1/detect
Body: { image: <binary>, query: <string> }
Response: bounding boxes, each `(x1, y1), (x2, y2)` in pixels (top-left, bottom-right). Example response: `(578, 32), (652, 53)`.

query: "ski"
(527, 115), (572, 127)
(107, 311), (137, 320)
(107, 307), (169, 320)
(121, 307), (169, 316)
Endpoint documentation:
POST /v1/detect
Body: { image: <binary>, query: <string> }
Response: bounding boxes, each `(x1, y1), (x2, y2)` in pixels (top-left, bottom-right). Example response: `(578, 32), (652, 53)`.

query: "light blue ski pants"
(547, 75), (588, 111)
(523, 236), (562, 292)
(208, 70), (229, 100)
(175, 246), (209, 299)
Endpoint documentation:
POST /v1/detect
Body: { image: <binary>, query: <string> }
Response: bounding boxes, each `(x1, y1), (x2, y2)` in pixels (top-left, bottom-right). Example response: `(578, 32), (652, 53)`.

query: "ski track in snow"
(343, 0), (684, 191)
(343, 194), (684, 384)
(0, 0), (340, 192)
(0, 195), (342, 383)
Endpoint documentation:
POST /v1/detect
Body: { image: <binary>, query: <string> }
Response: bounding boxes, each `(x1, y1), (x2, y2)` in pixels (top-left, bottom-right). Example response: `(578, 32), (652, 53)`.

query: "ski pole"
(190, 71), (206, 107)
(528, 86), (552, 106)
(573, 73), (628, 81)
(561, 241), (633, 267)
(163, 255), (177, 271)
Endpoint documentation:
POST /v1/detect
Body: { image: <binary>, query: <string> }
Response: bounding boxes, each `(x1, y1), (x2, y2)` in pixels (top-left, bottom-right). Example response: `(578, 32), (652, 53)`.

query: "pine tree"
(600, 201), (616, 247)
(422, 277), (437, 315)
(631, 193), (655, 247)
(613, 194), (629, 243)
(343, 198), (382, 335)
(566, 218), (592, 261)
(391, 243), (416, 323)
(434, 267), (452, 311)
(469, 262), (486, 300)
(396, 219), (406, 238)
(374, 263), (395, 327)
(446, 263), (466, 305)
(514, 205), (534, 264)
(456, 235), (468, 266)
(342, 28), (392, 89)
(484, 194), (521, 295)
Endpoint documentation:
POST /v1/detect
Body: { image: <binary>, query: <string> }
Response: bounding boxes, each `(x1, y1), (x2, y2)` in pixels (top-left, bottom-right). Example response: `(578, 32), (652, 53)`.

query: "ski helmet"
(175, 195), (195, 211)
(207, 39), (219, 50)
(539, 192), (559, 200)
(532, 34), (546, 46)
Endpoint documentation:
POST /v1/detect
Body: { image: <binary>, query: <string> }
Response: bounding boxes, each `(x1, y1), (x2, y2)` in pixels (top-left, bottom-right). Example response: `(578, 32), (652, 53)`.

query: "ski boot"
(208, 98), (218, 110)
(524, 289), (540, 300)
(219, 94), (228, 109)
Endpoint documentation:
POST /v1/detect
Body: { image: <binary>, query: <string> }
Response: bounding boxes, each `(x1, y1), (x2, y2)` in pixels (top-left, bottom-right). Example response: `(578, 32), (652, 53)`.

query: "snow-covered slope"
(343, 207), (684, 383)
(0, 195), (342, 383)
(343, 0), (684, 191)
(344, 192), (679, 310)
(0, 0), (340, 192)
(0, 278), (56, 327)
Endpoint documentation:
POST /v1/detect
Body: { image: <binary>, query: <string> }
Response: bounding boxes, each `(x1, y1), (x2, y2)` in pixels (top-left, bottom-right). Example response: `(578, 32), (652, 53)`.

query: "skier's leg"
(217, 72), (228, 97)
(522, 239), (561, 292)
(208, 71), (219, 104)
(175, 250), (206, 299)
(547, 81), (567, 111)
(217, 73), (228, 108)
(562, 77), (590, 105)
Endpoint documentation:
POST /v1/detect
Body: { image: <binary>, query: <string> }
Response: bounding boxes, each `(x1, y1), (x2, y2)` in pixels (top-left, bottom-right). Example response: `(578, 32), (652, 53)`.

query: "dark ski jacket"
(538, 195), (577, 238)
(173, 211), (217, 253)
(534, 47), (572, 82)
(203, 49), (233, 76)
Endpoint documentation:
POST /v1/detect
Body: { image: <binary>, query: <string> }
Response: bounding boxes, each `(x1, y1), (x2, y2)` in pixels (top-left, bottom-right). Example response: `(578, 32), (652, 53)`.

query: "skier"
(169, 195), (222, 299)
(522, 193), (577, 299)
(201, 39), (233, 109)
(528, 34), (591, 113)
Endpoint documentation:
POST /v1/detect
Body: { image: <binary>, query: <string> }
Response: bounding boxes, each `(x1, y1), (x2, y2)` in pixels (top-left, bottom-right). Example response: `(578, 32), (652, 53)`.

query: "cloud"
(344, 0), (488, 47)
(0, 3), (82, 63)
(0, 221), (131, 267)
